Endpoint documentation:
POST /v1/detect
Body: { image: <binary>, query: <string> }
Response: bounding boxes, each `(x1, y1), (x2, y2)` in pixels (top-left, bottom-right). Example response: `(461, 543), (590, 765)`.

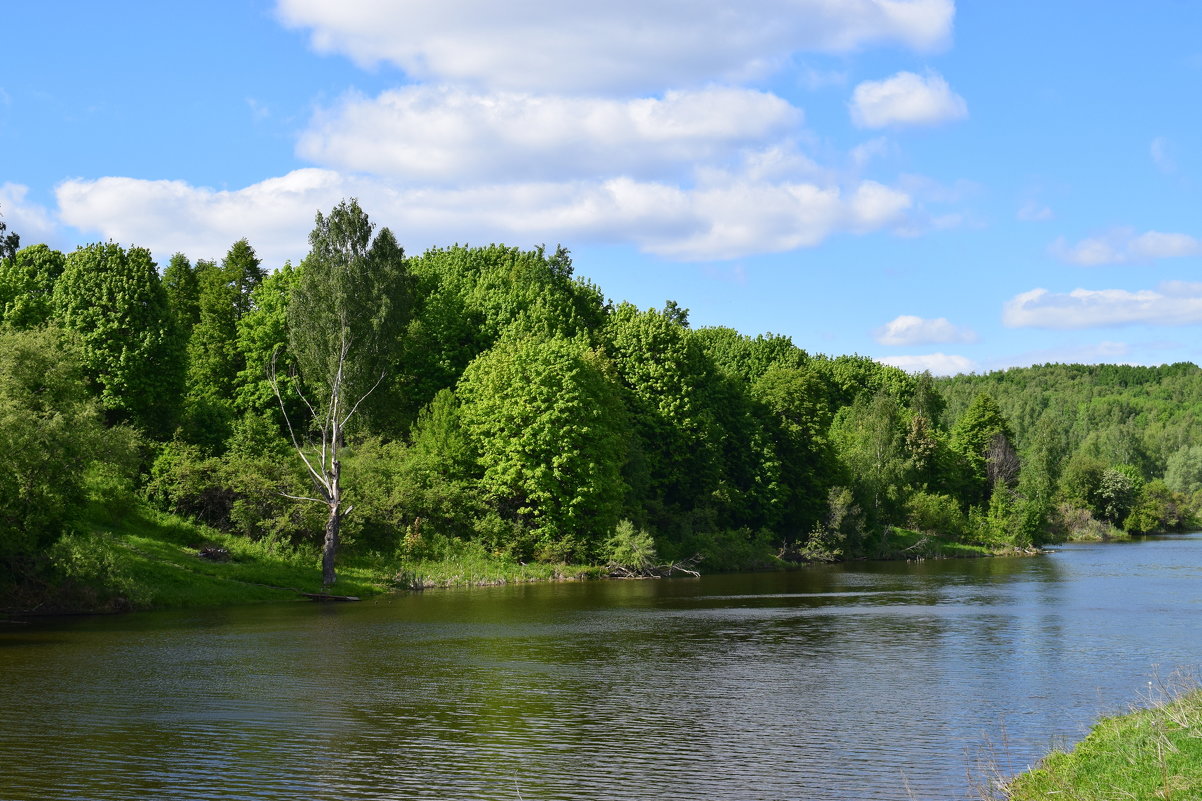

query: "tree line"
(1, 200), (1199, 591)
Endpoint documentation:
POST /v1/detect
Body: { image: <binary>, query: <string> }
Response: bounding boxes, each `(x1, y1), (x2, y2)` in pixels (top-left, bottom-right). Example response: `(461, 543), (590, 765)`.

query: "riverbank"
(3, 499), (1021, 617)
(1003, 682), (1202, 800)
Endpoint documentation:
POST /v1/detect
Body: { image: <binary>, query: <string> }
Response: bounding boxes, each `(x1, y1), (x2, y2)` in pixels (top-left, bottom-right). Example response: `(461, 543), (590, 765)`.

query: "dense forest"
(2, 200), (1201, 600)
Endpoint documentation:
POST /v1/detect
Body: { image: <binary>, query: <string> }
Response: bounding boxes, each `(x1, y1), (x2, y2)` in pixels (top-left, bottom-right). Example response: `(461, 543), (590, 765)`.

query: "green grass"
(1005, 686), (1202, 801)
(18, 499), (602, 614)
(866, 526), (999, 561)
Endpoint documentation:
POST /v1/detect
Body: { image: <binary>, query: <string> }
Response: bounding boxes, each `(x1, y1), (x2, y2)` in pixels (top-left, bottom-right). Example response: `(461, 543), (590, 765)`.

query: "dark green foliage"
(603, 303), (719, 529)
(0, 244), (66, 329)
(51, 242), (184, 437)
(234, 261), (302, 420)
(223, 238), (265, 321)
(0, 207), (18, 261)
(398, 243), (604, 430)
(950, 392), (1014, 502)
(162, 253), (199, 337)
(829, 392), (911, 526)
(146, 415), (322, 543)
(0, 330), (110, 578)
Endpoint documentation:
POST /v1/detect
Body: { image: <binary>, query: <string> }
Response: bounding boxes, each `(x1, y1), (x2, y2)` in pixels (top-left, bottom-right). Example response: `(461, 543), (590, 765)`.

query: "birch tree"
(276, 200), (409, 587)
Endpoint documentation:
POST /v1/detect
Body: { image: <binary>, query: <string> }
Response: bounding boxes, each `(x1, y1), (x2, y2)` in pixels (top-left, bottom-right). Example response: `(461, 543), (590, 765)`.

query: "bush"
(603, 520), (657, 571)
(904, 490), (965, 538)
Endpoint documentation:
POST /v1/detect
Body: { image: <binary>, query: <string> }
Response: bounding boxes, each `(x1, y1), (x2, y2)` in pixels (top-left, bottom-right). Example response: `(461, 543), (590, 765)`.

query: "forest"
(2, 200), (1201, 604)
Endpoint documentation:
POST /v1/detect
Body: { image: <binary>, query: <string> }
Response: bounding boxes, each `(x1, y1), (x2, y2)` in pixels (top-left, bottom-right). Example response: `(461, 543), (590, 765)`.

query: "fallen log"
(300, 592), (361, 602)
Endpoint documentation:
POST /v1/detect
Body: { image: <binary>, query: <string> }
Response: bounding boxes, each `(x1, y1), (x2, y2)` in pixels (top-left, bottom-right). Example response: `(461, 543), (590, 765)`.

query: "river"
(4, 534), (1202, 801)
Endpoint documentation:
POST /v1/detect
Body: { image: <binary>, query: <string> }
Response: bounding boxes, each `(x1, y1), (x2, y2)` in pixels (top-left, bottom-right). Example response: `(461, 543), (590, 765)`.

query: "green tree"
(222, 238), (266, 321)
(235, 261), (303, 420)
(0, 244), (66, 330)
(51, 242), (184, 437)
(603, 303), (719, 528)
(457, 336), (629, 560)
(1165, 444), (1202, 496)
(950, 392), (1015, 503)
(280, 199), (411, 586)
(0, 206), (18, 261)
(162, 253), (200, 339)
(0, 329), (109, 581)
(829, 391), (911, 529)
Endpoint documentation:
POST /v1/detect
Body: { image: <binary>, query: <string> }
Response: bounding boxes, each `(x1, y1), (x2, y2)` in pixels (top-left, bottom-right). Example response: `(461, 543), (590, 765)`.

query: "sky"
(4, 0), (1202, 375)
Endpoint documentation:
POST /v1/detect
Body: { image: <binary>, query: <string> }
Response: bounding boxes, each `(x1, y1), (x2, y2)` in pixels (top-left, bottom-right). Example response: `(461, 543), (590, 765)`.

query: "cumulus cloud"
(849, 70), (967, 128)
(56, 170), (914, 265)
(874, 314), (976, 345)
(0, 183), (59, 246)
(876, 352), (976, 375)
(1003, 282), (1202, 329)
(277, 0), (955, 93)
(299, 86), (802, 183)
(1050, 228), (1202, 265)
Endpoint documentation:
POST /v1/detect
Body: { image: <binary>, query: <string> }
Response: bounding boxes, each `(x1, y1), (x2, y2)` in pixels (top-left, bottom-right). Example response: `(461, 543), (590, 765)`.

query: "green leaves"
(457, 336), (628, 559)
(51, 242), (184, 437)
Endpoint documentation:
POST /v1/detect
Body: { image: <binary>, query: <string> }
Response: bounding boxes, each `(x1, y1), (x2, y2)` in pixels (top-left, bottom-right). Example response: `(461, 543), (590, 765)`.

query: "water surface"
(4, 535), (1202, 800)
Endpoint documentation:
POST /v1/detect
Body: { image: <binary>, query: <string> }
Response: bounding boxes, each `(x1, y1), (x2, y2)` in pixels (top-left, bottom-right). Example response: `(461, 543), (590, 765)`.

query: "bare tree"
(986, 432), (1021, 489)
(272, 331), (383, 587)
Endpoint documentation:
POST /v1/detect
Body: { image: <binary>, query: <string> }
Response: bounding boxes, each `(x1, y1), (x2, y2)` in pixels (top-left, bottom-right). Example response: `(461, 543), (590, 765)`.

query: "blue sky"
(5, 1), (1202, 374)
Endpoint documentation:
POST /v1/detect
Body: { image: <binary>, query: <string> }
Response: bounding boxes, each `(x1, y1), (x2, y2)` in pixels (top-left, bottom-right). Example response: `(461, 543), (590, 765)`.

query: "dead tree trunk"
(272, 329), (380, 589)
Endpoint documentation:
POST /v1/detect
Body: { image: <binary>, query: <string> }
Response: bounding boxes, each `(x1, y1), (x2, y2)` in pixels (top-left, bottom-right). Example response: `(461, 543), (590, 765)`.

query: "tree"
(162, 253), (200, 339)
(950, 392), (1015, 502)
(51, 242), (184, 437)
(0, 244), (66, 330)
(0, 205), (18, 261)
(278, 199), (410, 587)
(0, 329), (109, 581)
(223, 238), (265, 321)
(457, 336), (629, 560)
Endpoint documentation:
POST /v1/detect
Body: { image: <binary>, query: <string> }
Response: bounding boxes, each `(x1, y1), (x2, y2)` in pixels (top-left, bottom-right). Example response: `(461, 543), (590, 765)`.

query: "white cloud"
(56, 170), (914, 265)
(298, 86), (802, 183)
(277, 0), (955, 93)
(849, 70), (967, 129)
(1151, 136), (1176, 174)
(0, 183), (59, 247)
(1051, 227), (1202, 265)
(874, 314), (976, 345)
(1017, 200), (1053, 222)
(876, 352), (976, 375)
(850, 136), (894, 167)
(1003, 282), (1202, 329)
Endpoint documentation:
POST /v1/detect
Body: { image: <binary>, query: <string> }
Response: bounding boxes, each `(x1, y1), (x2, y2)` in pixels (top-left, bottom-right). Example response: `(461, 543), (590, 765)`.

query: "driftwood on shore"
(607, 555), (701, 579)
(299, 592), (361, 602)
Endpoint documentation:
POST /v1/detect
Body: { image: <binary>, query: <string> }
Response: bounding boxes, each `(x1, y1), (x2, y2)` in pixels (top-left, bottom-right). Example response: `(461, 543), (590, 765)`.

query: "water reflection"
(4, 536), (1202, 800)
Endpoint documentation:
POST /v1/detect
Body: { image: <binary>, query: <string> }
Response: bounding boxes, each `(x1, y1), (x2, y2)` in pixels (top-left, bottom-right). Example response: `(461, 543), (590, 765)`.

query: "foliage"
(603, 520), (658, 571)
(0, 329), (110, 579)
(905, 490), (966, 538)
(288, 199), (411, 432)
(457, 336), (629, 561)
(0, 244), (65, 329)
(51, 241), (184, 436)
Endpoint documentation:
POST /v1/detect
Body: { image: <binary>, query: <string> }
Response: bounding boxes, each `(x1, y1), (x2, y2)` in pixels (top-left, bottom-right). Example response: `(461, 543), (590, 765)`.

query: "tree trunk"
(322, 458), (342, 587)
(322, 506), (340, 587)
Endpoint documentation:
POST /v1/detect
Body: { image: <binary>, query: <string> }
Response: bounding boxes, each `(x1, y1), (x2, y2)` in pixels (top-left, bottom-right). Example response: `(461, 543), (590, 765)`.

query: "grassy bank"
(5, 502), (1024, 617)
(4, 499), (600, 615)
(1004, 684), (1202, 800)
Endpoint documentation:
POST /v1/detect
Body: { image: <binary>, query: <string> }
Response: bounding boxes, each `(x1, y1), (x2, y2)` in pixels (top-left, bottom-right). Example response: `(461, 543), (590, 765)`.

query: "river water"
(4, 535), (1202, 801)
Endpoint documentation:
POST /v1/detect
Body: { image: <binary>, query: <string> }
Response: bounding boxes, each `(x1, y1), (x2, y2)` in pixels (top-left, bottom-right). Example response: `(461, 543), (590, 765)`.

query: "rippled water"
(5, 535), (1202, 800)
